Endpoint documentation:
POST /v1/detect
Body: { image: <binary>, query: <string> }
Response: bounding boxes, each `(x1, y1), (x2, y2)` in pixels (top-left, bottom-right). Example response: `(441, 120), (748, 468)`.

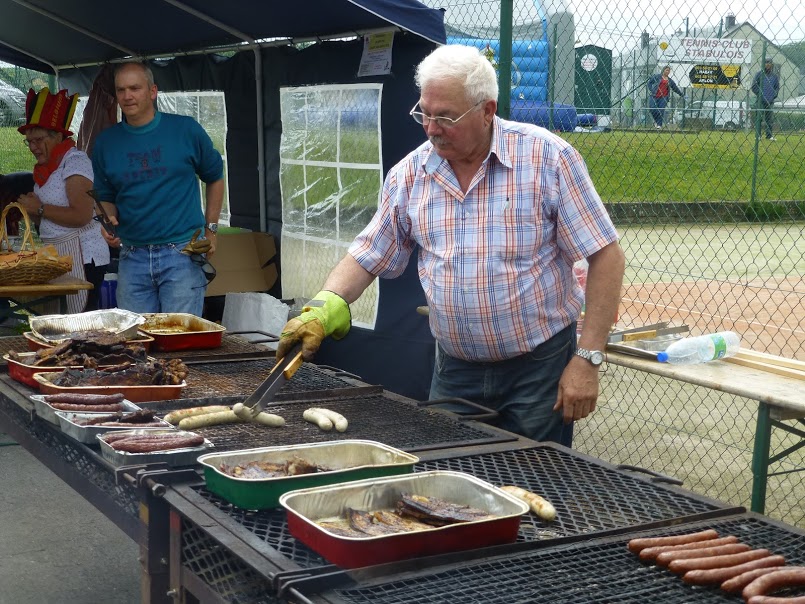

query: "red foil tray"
(139, 313), (225, 352)
(32, 372), (186, 403)
(280, 471), (527, 569)
(23, 331), (155, 352)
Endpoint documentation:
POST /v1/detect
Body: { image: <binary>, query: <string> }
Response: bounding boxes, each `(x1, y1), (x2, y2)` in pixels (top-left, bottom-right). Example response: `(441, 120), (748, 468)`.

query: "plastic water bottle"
(657, 331), (741, 365)
(99, 273), (118, 309)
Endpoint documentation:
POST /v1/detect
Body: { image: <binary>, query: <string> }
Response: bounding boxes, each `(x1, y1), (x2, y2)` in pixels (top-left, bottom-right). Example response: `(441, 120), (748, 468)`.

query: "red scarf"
(33, 138), (76, 186)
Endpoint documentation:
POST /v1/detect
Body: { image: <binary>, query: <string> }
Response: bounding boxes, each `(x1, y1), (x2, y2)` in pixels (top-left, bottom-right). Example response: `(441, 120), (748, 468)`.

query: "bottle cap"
(656, 351), (669, 363)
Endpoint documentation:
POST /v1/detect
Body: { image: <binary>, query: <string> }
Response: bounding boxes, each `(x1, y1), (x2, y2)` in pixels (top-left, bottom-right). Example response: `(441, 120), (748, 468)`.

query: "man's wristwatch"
(206, 222), (219, 234)
(575, 347), (604, 367)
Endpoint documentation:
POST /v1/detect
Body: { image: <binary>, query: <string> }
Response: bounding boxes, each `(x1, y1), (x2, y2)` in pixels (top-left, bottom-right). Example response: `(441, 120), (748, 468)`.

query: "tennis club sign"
(657, 37), (753, 64)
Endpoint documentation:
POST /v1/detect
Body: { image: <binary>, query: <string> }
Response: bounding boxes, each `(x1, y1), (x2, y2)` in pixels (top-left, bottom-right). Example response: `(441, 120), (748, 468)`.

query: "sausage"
(720, 563), (789, 593)
(743, 568), (805, 601)
(49, 402), (126, 412)
(627, 529), (719, 554)
(499, 485), (556, 521)
(310, 408), (348, 432)
(669, 549), (771, 574)
(656, 543), (750, 566)
(639, 536), (740, 561)
(748, 596), (805, 604)
(164, 405), (232, 425)
(303, 408), (334, 431)
(178, 410), (245, 430)
(112, 434), (205, 453)
(43, 392), (125, 405)
(254, 412), (285, 427)
(232, 402), (255, 420)
(683, 554), (785, 586)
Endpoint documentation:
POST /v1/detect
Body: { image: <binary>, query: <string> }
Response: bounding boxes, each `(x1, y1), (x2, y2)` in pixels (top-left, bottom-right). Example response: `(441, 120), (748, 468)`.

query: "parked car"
(676, 100), (746, 130)
(0, 79), (26, 127)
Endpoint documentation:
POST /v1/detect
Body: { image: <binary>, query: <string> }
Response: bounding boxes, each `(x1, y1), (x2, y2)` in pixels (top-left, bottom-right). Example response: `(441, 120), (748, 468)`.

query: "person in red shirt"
(647, 66), (684, 129)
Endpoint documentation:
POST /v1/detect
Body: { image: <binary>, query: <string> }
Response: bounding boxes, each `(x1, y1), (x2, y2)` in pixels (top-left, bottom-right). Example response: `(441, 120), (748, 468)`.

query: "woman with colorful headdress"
(17, 87), (110, 312)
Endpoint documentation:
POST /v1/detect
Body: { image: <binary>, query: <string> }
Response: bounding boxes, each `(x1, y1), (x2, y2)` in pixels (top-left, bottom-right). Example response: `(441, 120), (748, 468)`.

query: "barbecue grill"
(162, 441), (743, 603)
(149, 393), (515, 453)
(283, 514), (805, 604)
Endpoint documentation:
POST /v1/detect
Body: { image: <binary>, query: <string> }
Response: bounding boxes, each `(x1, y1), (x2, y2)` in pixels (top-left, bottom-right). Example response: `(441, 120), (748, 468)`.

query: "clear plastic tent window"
(279, 84), (383, 329)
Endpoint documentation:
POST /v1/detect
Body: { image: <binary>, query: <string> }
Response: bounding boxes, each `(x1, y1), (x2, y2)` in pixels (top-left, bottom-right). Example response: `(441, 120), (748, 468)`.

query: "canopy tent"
(0, 0), (445, 72)
(0, 0), (446, 400)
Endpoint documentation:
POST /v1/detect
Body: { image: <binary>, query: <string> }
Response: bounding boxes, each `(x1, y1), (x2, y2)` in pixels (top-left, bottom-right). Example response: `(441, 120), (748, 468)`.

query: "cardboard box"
(205, 232), (277, 297)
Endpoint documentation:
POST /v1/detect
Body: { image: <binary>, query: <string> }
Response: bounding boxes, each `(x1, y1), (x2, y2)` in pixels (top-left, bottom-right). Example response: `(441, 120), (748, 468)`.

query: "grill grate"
(0, 335), (29, 359)
(179, 359), (368, 400)
(150, 395), (508, 453)
(180, 517), (278, 604)
(418, 446), (726, 540)
(186, 444), (731, 574)
(328, 516), (805, 604)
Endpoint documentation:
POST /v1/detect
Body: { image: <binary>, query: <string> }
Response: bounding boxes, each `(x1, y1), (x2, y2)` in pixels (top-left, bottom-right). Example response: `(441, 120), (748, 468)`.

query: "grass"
(563, 129), (805, 203)
(0, 127), (31, 173)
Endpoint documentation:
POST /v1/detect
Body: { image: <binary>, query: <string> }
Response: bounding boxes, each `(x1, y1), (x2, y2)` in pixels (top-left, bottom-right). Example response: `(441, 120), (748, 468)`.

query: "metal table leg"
(750, 401), (771, 514)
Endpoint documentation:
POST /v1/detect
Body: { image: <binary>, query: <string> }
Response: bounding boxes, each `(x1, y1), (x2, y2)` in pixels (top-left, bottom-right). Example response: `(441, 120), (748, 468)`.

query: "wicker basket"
(0, 202), (73, 286)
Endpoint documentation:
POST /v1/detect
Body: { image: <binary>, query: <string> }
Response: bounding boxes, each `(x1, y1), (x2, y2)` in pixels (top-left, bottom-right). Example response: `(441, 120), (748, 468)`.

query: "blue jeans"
(117, 242), (207, 315)
(649, 95), (668, 126)
(429, 323), (576, 446)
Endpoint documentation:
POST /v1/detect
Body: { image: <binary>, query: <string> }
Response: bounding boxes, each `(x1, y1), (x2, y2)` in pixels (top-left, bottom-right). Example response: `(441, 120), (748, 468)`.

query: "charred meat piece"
(51, 360), (188, 387)
(286, 456), (324, 476)
(371, 510), (433, 532)
(347, 508), (400, 536)
(396, 494), (491, 526)
(81, 409), (156, 426)
(220, 461), (288, 479)
(317, 518), (367, 538)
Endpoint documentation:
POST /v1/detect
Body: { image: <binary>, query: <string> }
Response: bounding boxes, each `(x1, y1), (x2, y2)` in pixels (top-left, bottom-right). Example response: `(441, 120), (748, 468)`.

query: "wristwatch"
(37, 204), (45, 217)
(575, 347), (605, 366)
(206, 222), (219, 234)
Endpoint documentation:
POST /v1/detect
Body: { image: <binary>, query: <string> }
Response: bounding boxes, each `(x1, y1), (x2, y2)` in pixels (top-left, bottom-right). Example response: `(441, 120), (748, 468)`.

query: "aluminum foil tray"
(280, 470), (528, 568)
(198, 440), (419, 510)
(56, 411), (174, 444)
(30, 394), (140, 426)
(98, 429), (213, 468)
(30, 309), (145, 344)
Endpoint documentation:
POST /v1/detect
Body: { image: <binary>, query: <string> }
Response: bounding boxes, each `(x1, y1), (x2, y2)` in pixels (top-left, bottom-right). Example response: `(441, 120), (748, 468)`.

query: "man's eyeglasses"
(24, 135), (51, 148)
(190, 254), (217, 283)
(409, 100), (484, 128)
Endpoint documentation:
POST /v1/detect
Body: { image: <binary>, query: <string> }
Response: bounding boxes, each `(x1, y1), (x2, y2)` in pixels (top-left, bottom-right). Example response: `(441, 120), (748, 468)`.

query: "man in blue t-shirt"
(92, 61), (224, 315)
(751, 58), (781, 141)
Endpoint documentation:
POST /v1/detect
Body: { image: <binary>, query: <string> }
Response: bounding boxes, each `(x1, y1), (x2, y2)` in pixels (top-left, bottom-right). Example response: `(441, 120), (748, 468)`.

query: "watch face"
(207, 223), (218, 233)
(590, 351), (605, 365)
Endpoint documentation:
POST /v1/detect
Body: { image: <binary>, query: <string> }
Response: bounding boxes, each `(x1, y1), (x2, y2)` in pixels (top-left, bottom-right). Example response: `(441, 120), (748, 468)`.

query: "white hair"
(415, 45), (499, 105)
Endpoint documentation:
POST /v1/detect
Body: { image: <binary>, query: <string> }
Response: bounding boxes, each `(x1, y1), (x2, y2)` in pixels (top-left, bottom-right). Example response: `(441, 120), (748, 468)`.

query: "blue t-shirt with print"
(92, 111), (223, 246)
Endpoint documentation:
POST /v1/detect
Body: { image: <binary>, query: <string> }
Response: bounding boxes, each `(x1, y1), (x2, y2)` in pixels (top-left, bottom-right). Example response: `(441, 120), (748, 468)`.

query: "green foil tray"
(197, 440), (419, 510)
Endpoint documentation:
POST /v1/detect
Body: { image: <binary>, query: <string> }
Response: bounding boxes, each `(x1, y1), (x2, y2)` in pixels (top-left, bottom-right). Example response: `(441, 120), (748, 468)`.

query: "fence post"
(498, 0), (513, 120)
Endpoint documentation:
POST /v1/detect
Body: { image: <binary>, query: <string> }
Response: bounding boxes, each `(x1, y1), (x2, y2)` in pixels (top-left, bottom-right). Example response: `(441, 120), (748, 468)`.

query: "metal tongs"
(87, 189), (116, 238)
(235, 343), (304, 418)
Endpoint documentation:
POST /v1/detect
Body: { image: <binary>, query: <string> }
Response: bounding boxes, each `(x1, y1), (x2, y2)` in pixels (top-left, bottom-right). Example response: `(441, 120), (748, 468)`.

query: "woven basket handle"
(0, 201), (36, 253)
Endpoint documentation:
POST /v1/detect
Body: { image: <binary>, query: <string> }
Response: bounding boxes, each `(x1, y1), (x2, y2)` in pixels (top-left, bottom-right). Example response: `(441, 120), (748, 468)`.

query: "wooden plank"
(734, 349), (805, 372)
(723, 355), (805, 381)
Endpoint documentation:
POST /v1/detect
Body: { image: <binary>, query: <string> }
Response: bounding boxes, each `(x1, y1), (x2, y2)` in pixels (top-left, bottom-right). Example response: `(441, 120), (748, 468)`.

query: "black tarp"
(11, 4), (443, 400)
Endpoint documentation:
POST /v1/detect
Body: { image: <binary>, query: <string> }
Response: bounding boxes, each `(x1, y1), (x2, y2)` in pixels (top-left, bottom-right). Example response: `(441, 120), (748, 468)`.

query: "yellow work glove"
(277, 291), (351, 361)
(181, 229), (212, 255)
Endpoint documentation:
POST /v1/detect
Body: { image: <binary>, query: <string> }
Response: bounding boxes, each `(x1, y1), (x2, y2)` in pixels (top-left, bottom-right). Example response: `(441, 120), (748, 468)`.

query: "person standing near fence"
(91, 61), (224, 316)
(647, 66), (684, 129)
(276, 44), (625, 447)
(16, 88), (110, 313)
(751, 58), (780, 141)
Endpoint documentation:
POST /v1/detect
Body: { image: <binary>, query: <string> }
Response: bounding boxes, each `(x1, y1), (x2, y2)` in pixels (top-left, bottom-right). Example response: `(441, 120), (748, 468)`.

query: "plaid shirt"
(349, 116), (618, 362)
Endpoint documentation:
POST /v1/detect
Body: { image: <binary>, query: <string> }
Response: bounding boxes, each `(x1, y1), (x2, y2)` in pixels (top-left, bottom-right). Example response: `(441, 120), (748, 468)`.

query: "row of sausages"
(627, 529), (805, 603)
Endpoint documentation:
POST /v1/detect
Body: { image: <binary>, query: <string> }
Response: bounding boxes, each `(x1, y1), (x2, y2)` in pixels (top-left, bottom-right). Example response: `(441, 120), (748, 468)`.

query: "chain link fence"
(418, 0), (804, 527)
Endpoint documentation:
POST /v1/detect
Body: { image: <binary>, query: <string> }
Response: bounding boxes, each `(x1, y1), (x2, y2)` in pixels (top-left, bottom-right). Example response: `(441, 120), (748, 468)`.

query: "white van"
(678, 100), (746, 130)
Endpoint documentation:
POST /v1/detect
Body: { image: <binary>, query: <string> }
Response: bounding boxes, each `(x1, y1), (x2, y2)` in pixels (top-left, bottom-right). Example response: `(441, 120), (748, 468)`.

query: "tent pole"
(161, 0), (267, 231)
